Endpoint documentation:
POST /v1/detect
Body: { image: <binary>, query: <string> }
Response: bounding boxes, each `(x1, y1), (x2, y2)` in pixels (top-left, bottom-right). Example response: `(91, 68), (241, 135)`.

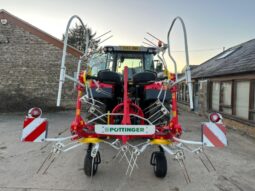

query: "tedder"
(21, 15), (227, 182)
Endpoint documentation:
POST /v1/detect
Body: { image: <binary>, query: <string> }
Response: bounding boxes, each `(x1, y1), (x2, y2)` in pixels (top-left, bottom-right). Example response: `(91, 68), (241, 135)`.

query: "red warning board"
(202, 122), (227, 147)
(21, 117), (48, 142)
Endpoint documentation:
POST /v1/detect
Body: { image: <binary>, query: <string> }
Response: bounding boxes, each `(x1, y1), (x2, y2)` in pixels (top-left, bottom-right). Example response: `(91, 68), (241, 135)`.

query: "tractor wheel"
(84, 144), (101, 176)
(150, 151), (167, 178)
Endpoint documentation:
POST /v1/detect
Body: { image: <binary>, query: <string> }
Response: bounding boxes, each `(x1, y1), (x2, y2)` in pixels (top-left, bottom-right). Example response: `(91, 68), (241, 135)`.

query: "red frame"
(70, 66), (182, 143)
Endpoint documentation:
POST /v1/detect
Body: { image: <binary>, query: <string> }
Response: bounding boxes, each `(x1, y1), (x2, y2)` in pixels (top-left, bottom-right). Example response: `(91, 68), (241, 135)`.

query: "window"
(212, 82), (220, 111)
(185, 84), (189, 102)
(250, 81), (255, 121)
(183, 84), (186, 101)
(221, 82), (232, 114)
(194, 82), (200, 96)
(236, 81), (250, 119)
(210, 79), (255, 122)
(177, 84), (183, 101)
(177, 83), (189, 104)
(88, 54), (107, 76)
(211, 81), (232, 114)
(116, 56), (143, 74)
(216, 46), (241, 60)
(144, 54), (154, 71)
(177, 84), (182, 101)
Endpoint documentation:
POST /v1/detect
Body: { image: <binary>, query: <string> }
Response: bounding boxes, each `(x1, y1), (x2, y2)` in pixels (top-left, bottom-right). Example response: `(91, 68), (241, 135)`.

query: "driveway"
(0, 110), (254, 191)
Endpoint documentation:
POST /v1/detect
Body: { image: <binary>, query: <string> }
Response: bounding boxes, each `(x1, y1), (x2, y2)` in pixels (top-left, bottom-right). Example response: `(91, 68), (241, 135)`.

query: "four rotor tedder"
(21, 15), (227, 181)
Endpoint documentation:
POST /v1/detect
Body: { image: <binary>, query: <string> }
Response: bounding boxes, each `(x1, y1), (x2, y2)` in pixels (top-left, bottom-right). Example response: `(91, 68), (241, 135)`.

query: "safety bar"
(57, 15), (89, 107)
(167, 17), (194, 109)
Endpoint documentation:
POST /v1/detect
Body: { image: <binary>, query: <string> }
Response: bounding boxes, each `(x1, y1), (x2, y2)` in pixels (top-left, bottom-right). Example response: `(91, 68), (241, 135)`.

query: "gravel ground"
(0, 110), (254, 191)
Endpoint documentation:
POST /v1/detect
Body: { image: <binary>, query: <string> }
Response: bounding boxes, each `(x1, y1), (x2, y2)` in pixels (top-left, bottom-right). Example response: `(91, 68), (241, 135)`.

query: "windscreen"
(87, 53), (107, 76)
(106, 52), (154, 74)
(116, 53), (143, 74)
(88, 51), (155, 78)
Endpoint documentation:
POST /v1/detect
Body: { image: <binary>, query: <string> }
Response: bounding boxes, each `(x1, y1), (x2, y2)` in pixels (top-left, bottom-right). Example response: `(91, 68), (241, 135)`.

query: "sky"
(1, 0), (255, 72)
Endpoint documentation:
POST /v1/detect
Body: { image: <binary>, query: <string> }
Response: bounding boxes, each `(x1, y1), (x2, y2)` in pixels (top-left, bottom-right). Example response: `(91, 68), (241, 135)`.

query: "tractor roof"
(103, 46), (159, 54)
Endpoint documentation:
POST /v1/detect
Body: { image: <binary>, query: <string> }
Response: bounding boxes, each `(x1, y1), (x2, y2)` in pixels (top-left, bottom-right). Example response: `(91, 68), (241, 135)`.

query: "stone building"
(178, 39), (255, 136)
(0, 10), (83, 111)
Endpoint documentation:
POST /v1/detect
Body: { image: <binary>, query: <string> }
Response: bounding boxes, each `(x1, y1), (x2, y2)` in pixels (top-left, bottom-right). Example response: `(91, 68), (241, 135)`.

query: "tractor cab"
(104, 46), (157, 79)
(88, 46), (165, 84)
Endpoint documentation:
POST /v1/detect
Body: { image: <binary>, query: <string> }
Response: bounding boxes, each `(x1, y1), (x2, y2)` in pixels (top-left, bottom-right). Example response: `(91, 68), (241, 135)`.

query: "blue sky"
(1, 0), (255, 71)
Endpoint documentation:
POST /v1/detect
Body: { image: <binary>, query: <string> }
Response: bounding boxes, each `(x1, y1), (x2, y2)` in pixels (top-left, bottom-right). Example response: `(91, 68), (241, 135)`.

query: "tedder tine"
(36, 152), (53, 174)
(178, 158), (191, 184)
(202, 151), (216, 171)
(42, 153), (58, 174)
(198, 155), (210, 172)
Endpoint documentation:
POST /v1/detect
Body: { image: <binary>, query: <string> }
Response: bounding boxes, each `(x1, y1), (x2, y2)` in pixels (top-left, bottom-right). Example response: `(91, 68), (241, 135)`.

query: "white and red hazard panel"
(21, 117), (48, 142)
(202, 122), (227, 147)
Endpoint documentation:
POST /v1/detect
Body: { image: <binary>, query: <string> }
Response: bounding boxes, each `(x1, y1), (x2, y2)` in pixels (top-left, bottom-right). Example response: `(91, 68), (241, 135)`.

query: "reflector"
(28, 107), (42, 118)
(209, 113), (220, 123)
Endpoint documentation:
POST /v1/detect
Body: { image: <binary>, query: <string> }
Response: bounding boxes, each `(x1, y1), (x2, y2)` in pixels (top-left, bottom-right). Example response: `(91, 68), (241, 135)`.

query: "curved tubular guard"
(167, 17), (193, 109)
(57, 15), (89, 107)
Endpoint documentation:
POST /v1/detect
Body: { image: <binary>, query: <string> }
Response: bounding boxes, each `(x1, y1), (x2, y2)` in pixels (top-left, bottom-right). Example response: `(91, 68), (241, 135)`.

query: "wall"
(0, 20), (80, 111)
(224, 118), (255, 138)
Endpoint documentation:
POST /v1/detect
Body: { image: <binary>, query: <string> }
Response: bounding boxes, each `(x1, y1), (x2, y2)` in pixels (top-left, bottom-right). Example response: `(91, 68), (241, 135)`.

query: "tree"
(62, 23), (99, 52)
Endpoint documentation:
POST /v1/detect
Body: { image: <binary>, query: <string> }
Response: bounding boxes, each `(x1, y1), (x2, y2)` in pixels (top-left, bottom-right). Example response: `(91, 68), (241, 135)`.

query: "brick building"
(178, 39), (255, 136)
(0, 10), (83, 111)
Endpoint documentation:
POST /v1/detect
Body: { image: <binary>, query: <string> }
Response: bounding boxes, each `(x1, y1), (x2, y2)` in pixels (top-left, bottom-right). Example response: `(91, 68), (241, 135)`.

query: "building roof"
(0, 9), (83, 58)
(181, 65), (199, 73)
(191, 39), (255, 78)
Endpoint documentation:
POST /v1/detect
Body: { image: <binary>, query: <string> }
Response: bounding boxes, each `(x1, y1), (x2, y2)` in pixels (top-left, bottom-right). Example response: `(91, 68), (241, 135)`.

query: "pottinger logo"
(104, 126), (145, 133)
(95, 124), (155, 135)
